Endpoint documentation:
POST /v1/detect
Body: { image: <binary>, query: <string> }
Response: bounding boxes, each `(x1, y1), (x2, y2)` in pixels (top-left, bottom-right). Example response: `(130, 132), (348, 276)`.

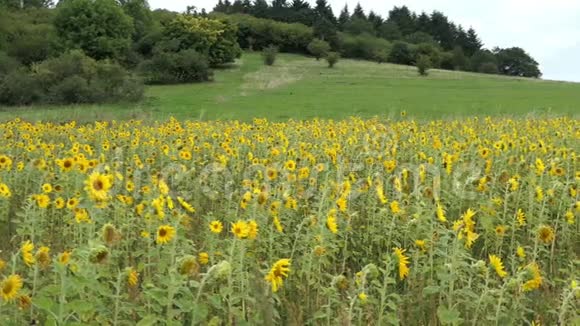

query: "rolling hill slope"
(1, 52), (579, 122)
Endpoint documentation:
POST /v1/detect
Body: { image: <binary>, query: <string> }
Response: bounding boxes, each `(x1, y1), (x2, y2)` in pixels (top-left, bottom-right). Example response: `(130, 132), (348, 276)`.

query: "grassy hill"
(1, 52), (579, 122)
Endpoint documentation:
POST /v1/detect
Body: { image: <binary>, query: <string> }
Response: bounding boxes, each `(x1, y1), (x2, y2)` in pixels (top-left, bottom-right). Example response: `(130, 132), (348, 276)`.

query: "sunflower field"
(0, 117), (578, 325)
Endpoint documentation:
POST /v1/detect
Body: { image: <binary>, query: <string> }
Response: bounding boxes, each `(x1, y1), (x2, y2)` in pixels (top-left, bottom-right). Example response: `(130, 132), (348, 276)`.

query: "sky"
(148, 0), (580, 82)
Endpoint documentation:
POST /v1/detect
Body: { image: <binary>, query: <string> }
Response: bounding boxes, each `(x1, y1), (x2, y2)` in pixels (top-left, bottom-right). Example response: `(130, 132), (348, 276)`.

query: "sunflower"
(198, 252), (209, 265)
(209, 220), (223, 234)
(34, 194), (50, 209)
(273, 216), (284, 233)
(66, 197), (79, 209)
(393, 247), (410, 280)
(85, 171), (113, 202)
(178, 255), (199, 276)
(516, 209), (526, 227)
(265, 258), (291, 292)
(35, 246), (51, 269)
(489, 254), (508, 278)
(156, 225), (176, 245)
(58, 157), (74, 172)
(54, 197), (65, 209)
(127, 268), (139, 288)
(247, 220), (259, 239)
(495, 225), (507, 237)
(1, 274), (23, 301)
(414, 240), (427, 253)
(284, 160), (296, 171)
(516, 246), (526, 259)
(522, 262), (542, 291)
(537, 225), (555, 244)
(390, 200), (401, 214)
(266, 167), (278, 180)
(231, 220), (249, 239)
(435, 203), (447, 223)
(21, 241), (35, 267)
(326, 209), (338, 234)
(0, 183), (11, 198)
(58, 251), (71, 265)
(18, 294), (32, 310)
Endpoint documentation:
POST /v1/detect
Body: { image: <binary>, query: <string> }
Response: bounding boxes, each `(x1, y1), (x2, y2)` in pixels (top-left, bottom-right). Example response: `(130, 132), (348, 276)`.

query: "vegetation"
(0, 51), (143, 105)
(1, 52), (578, 123)
(417, 55), (431, 76)
(0, 116), (578, 324)
(325, 51), (339, 68)
(261, 45), (278, 66)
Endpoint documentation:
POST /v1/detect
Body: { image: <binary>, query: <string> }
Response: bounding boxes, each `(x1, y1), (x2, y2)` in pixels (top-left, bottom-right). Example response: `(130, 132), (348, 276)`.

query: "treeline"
(0, 0), (542, 106)
(212, 0), (541, 77)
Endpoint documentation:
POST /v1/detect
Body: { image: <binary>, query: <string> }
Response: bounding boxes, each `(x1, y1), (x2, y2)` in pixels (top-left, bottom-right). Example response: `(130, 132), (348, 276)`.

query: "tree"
(367, 11), (383, 31)
(251, 0), (268, 18)
(451, 46), (468, 70)
(307, 38), (330, 60)
(313, 17), (338, 47)
(404, 31), (434, 44)
(352, 3), (365, 20)
(344, 18), (375, 35)
(121, 0), (154, 42)
(464, 28), (482, 56)
(325, 51), (338, 68)
(378, 21), (401, 41)
(54, 0), (134, 61)
(416, 54), (431, 76)
(387, 6), (415, 35)
(415, 12), (430, 33)
(429, 11), (455, 50)
(388, 41), (413, 65)
(161, 15), (241, 66)
(262, 45), (278, 65)
(470, 49), (496, 72)
(314, 0), (335, 25)
(0, 0), (53, 9)
(494, 47), (541, 78)
(337, 4), (350, 30)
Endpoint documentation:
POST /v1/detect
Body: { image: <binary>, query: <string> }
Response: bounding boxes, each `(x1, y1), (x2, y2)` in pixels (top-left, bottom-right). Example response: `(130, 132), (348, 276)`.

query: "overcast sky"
(148, 0), (580, 82)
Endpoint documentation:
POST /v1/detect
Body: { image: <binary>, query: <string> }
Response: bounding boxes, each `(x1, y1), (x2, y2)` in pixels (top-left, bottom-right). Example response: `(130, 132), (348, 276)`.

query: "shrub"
(479, 62), (499, 74)
(340, 33), (391, 61)
(54, 0), (134, 61)
(412, 42), (442, 68)
(0, 50), (144, 106)
(307, 38), (330, 60)
(139, 49), (212, 84)
(372, 49), (389, 64)
(162, 15), (241, 66)
(0, 51), (20, 75)
(214, 13), (313, 53)
(0, 69), (42, 105)
(325, 52), (339, 68)
(417, 55), (431, 76)
(388, 41), (413, 65)
(262, 45), (278, 66)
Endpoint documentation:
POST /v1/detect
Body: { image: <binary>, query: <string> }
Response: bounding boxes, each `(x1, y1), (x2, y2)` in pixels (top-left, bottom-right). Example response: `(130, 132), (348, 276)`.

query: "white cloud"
(148, 0), (580, 81)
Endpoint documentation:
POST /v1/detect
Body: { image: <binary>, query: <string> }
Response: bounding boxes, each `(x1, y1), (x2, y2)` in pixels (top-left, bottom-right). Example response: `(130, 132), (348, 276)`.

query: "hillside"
(1, 52), (579, 122)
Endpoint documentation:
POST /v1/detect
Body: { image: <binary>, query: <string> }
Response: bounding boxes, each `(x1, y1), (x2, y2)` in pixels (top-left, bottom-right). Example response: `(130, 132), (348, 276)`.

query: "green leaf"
(437, 306), (462, 325)
(136, 315), (159, 326)
(422, 285), (441, 295)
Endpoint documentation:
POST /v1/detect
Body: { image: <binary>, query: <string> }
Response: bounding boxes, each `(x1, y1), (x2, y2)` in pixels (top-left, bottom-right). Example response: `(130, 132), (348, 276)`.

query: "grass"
(1, 52), (579, 122)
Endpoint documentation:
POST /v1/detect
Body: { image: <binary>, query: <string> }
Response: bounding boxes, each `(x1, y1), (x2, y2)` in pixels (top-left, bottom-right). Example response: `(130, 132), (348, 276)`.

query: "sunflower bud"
(179, 255), (199, 276)
(89, 246), (109, 264)
(102, 223), (120, 246)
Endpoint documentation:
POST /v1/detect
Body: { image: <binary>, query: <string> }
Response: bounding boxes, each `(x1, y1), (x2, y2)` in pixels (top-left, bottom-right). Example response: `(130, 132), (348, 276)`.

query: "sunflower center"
(159, 229), (167, 237)
(64, 161), (72, 168)
(3, 282), (13, 294)
(93, 180), (104, 191)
